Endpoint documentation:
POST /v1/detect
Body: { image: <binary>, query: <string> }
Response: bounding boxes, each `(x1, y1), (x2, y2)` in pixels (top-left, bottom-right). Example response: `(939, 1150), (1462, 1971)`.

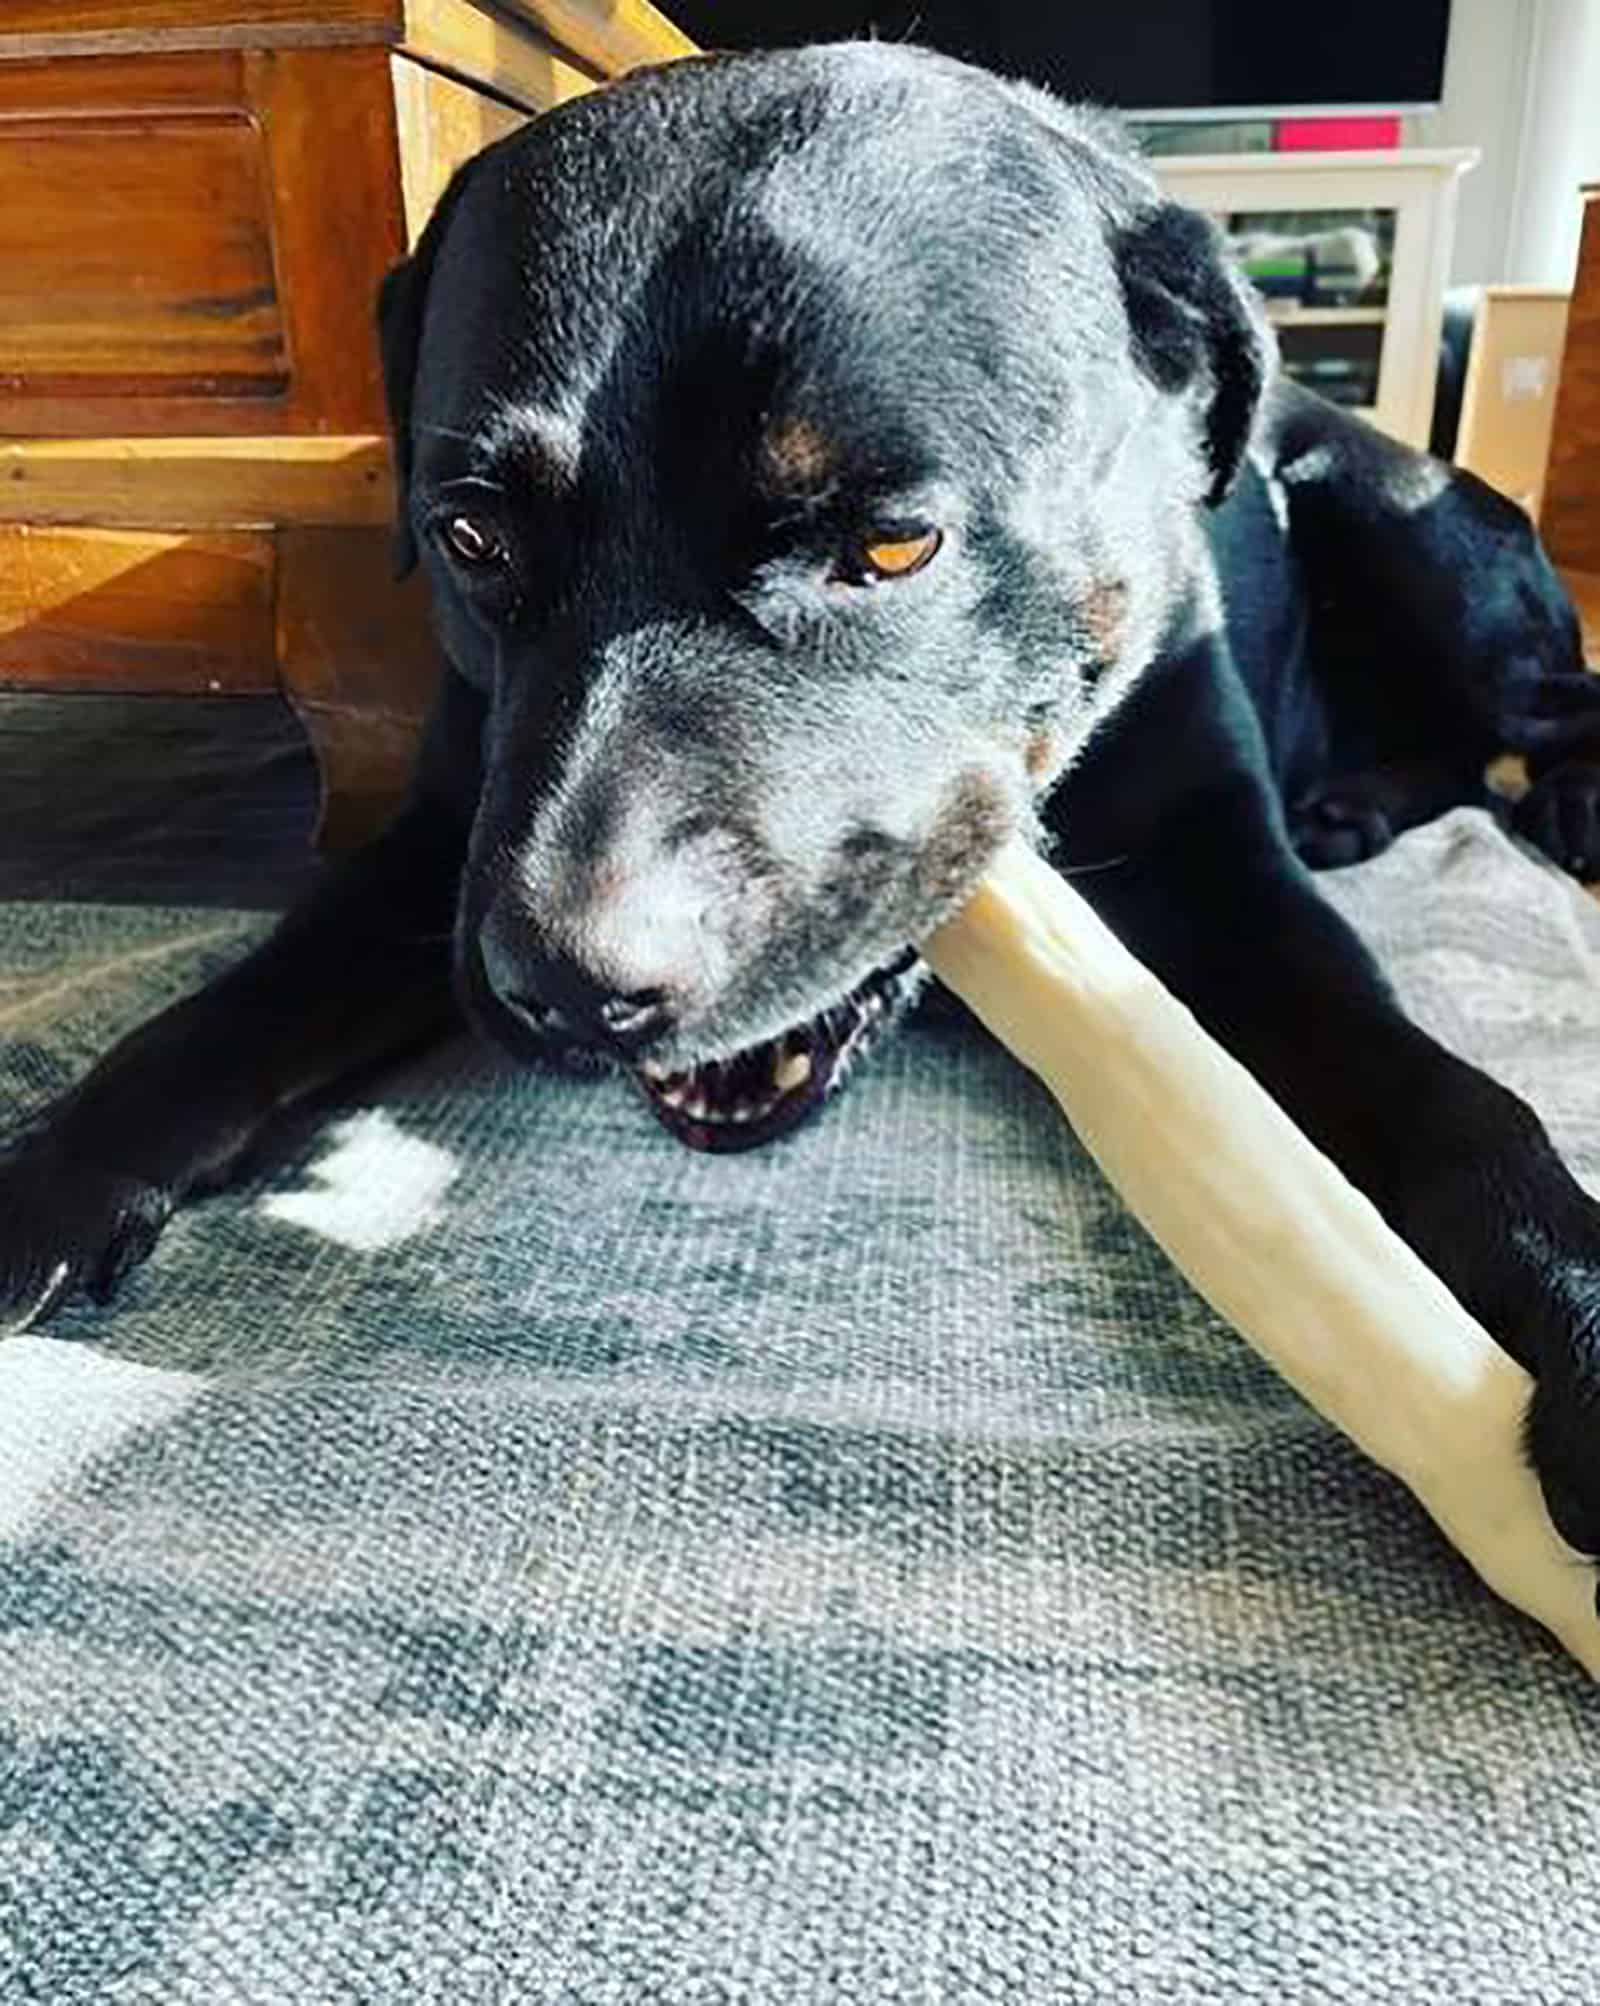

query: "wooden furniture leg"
(276, 527), (442, 849)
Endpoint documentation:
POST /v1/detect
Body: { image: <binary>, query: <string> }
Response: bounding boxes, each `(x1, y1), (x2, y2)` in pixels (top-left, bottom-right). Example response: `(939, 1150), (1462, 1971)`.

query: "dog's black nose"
(500, 976), (670, 1054)
(481, 910), (675, 1052)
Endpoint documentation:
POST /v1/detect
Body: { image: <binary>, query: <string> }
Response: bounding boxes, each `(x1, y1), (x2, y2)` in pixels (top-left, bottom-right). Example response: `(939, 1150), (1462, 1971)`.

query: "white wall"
(1406, 0), (1533, 285)
(1503, 0), (1600, 285)
(1408, 0), (1600, 289)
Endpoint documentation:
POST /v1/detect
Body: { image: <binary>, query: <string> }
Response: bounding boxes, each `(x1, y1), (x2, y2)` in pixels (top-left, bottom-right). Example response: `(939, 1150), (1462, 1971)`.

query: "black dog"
(5, 45), (1600, 1565)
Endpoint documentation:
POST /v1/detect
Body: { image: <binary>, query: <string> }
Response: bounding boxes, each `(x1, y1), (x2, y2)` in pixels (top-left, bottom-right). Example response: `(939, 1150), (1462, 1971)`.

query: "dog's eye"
(857, 527), (942, 581)
(438, 514), (503, 567)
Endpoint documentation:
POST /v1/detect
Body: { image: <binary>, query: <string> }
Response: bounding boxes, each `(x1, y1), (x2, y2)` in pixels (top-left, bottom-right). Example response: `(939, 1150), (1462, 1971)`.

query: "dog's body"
(5, 46), (1600, 1558)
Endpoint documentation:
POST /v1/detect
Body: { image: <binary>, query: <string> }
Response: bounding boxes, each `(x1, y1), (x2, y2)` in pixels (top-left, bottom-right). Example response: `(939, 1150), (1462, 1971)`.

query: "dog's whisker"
(1056, 854), (1130, 880)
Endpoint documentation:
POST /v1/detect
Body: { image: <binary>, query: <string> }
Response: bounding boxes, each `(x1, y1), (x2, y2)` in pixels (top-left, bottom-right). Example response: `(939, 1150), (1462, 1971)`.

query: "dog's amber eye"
(859, 527), (942, 580)
(440, 514), (501, 566)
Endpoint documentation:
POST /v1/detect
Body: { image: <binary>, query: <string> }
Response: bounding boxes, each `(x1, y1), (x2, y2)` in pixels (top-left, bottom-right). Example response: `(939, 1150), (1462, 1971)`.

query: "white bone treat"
(924, 835), (1600, 1679)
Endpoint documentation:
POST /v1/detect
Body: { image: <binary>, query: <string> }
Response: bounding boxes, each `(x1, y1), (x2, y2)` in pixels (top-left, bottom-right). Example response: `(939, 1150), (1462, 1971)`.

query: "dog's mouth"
(627, 948), (922, 1153)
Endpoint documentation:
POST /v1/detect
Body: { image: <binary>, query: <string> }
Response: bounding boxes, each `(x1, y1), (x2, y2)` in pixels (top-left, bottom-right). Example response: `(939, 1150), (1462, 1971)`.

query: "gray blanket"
(2, 808), (1598, 2003)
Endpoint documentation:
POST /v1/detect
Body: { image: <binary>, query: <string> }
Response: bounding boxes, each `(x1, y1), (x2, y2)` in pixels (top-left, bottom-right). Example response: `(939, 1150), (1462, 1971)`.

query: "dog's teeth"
(729, 1102), (755, 1123)
(686, 1093), (710, 1119)
(641, 1059), (670, 1081)
(660, 1085), (688, 1109)
(774, 1049), (812, 1092)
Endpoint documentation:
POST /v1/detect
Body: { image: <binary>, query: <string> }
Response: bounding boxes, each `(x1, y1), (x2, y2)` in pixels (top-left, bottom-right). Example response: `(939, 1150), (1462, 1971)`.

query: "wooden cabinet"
(0, 63), (292, 422)
(0, 0), (694, 843)
(1545, 184), (1600, 588)
(0, 49), (402, 439)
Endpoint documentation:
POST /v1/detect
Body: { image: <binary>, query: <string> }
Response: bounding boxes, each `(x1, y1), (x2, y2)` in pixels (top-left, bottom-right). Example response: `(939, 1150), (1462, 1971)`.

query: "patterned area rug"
(2, 808), (1599, 2003)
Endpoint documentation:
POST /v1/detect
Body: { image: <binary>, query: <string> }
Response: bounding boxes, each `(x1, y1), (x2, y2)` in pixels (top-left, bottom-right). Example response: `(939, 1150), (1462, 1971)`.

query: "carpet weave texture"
(2, 808), (1598, 2003)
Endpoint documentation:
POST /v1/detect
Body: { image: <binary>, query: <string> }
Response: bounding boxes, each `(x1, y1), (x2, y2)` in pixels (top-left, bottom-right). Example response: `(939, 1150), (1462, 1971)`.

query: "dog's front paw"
(0, 1137), (173, 1334)
(1395, 1150), (1600, 1573)
(1288, 784), (1395, 869)
(1512, 1241), (1600, 1564)
(1512, 761), (1600, 883)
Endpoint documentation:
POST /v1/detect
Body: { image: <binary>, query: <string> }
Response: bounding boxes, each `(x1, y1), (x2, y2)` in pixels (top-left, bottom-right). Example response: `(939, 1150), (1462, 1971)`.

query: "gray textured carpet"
(2, 807), (1599, 2004)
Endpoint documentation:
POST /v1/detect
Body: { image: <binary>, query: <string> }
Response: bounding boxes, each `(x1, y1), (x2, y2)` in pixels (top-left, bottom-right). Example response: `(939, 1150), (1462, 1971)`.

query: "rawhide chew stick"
(924, 836), (1600, 1679)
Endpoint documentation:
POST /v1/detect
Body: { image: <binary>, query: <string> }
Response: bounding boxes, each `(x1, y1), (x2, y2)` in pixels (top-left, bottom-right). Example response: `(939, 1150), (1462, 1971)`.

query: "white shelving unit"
(1154, 148), (1479, 449)
(1261, 306), (1388, 328)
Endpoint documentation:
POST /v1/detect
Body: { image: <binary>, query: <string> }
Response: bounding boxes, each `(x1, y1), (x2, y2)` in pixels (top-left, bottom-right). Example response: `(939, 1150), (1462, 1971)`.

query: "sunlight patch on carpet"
(260, 1110), (460, 1252)
(0, 1340), (204, 1540)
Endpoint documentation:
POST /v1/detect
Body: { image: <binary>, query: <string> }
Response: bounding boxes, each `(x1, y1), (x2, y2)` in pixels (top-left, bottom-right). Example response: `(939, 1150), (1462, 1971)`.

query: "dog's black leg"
(1512, 757), (1600, 885)
(1288, 756), (1487, 869)
(0, 680), (481, 1330)
(1265, 379), (1600, 881)
(1059, 642), (1600, 1558)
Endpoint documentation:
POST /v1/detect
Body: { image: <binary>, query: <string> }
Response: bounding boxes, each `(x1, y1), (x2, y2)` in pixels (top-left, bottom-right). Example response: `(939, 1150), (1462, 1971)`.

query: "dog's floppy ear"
(1112, 202), (1273, 508)
(377, 157), (484, 577)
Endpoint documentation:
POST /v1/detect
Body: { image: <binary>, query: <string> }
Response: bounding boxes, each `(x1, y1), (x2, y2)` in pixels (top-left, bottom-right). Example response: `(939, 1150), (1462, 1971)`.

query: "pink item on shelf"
(1273, 116), (1402, 151)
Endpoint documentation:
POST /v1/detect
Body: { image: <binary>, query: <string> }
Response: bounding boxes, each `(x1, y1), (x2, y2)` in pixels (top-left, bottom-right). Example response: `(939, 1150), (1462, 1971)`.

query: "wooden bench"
(0, 0), (693, 843)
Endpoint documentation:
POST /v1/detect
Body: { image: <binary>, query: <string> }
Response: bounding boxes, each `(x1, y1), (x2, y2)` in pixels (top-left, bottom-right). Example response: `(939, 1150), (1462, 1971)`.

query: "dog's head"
(379, 43), (1272, 1150)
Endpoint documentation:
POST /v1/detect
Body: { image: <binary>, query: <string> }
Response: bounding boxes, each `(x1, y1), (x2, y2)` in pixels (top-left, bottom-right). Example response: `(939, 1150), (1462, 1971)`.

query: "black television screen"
(665, 2), (1454, 117)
